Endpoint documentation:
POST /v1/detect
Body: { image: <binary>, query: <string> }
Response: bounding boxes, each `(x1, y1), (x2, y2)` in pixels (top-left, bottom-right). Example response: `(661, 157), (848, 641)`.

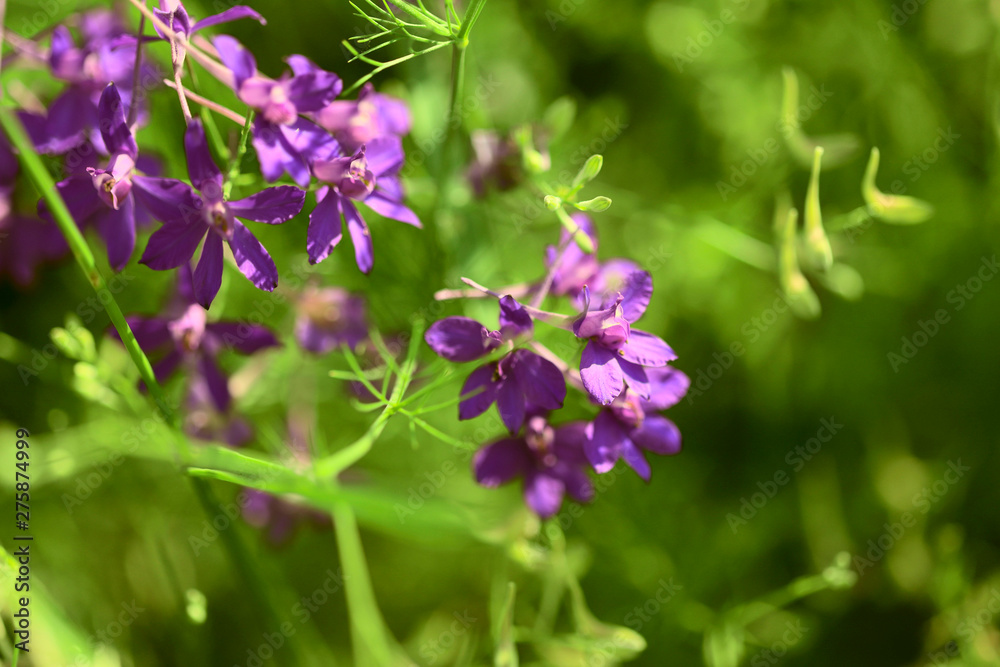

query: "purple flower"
(574, 271), (677, 405)
(153, 0), (265, 39)
(584, 367), (689, 479)
(214, 35), (340, 186)
(307, 136), (421, 272)
(243, 490), (331, 545)
(123, 270), (280, 411)
(312, 83), (412, 152)
(184, 375), (254, 446)
(544, 213), (641, 305)
(294, 286), (368, 354)
(467, 130), (522, 198)
(425, 297), (565, 434)
(474, 416), (594, 518)
(132, 120), (305, 308)
(40, 83), (139, 270)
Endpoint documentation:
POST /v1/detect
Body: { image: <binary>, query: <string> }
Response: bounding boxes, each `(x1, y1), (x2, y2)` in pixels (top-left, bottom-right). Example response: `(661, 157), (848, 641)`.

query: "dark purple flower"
(426, 297), (564, 433)
(474, 416), (594, 518)
(132, 120), (305, 308)
(467, 130), (522, 198)
(0, 215), (69, 287)
(184, 374), (254, 446)
(294, 286), (368, 354)
(584, 367), (689, 479)
(39, 83), (138, 271)
(214, 36), (340, 186)
(153, 0), (265, 39)
(307, 136), (421, 272)
(123, 270), (280, 411)
(574, 271), (677, 405)
(242, 489), (331, 545)
(312, 83), (411, 152)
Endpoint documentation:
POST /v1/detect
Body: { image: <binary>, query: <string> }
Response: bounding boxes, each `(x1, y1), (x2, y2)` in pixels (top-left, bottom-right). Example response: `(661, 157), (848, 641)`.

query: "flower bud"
(862, 147), (934, 224)
(574, 196), (612, 212)
(803, 147), (833, 271)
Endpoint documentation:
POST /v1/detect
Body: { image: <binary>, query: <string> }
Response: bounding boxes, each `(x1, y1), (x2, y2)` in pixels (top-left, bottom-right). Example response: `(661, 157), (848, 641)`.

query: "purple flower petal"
(473, 437), (532, 487)
(132, 176), (203, 224)
(95, 197), (136, 271)
(509, 349), (565, 411)
(97, 83), (136, 159)
(643, 367), (690, 411)
(39, 88), (95, 154)
(580, 341), (624, 405)
(425, 317), (498, 362)
(153, 5), (191, 38)
(43, 176), (102, 225)
(306, 189), (343, 264)
(552, 422), (592, 467)
(614, 271), (653, 323)
(586, 410), (627, 473)
(523, 471), (564, 518)
(558, 466), (595, 503)
(251, 119), (309, 186)
(184, 120), (224, 197)
(208, 322), (280, 354)
(285, 56), (342, 111)
(228, 186), (304, 224)
(498, 296), (533, 340)
(213, 35), (256, 88)
(342, 199), (373, 273)
(139, 218), (207, 269)
(199, 353), (230, 411)
(362, 191), (421, 227)
(368, 89), (412, 135)
(619, 358), (651, 400)
(619, 329), (677, 368)
(228, 221), (277, 291)
(193, 232), (224, 308)
(191, 5), (266, 33)
(631, 414), (682, 456)
(496, 378), (526, 434)
(458, 363), (499, 421)
(365, 136), (405, 177)
(127, 316), (172, 350)
(621, 440), (652, 481)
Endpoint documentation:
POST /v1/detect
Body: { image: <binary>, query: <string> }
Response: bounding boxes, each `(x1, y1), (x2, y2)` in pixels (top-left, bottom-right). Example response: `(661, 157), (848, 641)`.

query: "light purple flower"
(132, 120), (305, 308)
(39, 83), (138, 270)
(307, 136), (421, 272)
(153, 0), (265, 39)
(474, 416), (594, 518)
(312, 83), (411, 152)
(426, 297), (564, 434)
(574, 270), (677, 405)
(295, 286), (368, 354)
(214, 35), (341, 186)
(584, 367), (689, 479)
(122, 269), (280, 411)
(544, 213), (641, 305)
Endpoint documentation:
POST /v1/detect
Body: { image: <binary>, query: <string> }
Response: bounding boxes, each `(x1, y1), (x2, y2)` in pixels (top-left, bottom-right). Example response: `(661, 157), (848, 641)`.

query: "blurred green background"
(1, 0), (999, 665)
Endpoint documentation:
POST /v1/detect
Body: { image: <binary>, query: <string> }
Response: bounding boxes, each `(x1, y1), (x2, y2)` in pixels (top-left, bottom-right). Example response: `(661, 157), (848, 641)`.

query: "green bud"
(544, 195), (562, 210)
(803, 146), (834, 271)
(573, 196), (612, 212)
(862, 147), (934, 224)
(524, 147), (551, 174)
(571, 154), (603, 190)
(185, 589), (208, 625)
(777, 208), (821, 319)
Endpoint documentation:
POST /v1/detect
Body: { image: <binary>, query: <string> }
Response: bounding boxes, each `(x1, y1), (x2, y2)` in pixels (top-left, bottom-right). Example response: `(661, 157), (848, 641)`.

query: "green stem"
(332, 500), (397, 666)
(0, 108), (175, 424)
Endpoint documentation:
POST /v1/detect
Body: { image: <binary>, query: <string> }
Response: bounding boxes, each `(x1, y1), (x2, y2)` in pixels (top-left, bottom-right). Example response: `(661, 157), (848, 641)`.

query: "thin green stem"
(332, 500), (397, 666)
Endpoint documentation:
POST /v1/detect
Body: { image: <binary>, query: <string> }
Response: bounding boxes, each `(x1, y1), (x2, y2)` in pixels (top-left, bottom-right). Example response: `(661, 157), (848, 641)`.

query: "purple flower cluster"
(426, 215), (689, 518)
(13, 3), (418, 302)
